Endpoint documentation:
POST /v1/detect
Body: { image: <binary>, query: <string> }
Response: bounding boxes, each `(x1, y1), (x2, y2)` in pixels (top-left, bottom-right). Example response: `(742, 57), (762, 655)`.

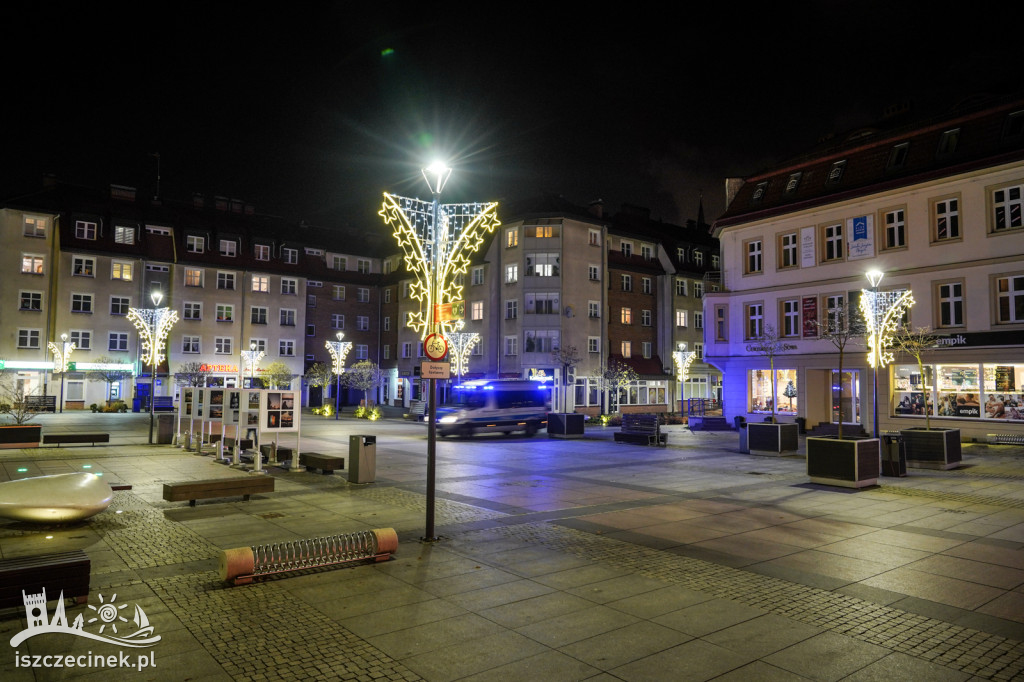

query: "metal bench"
(405, 400), (427, 421)
(614, 414), (667, 446)
(299, 452), (345, 474)
(162, 477), (274, 506)
(41, 433), (110, 447)
(0, 550), (90, 609)
(23, 396), (57, 413)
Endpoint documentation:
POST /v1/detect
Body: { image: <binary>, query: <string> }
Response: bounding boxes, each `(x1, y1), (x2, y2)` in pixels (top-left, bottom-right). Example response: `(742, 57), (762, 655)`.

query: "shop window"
(748, 369), (798, 415)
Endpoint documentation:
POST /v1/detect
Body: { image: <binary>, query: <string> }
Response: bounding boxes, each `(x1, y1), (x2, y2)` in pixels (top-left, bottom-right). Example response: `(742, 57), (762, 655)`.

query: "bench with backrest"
(405, 400), (426, 421)
(162, 477), (274, 506)
(152, 396), (175, 412)
(299, 452), (345, 474)
(42, 433), (110, 447)
(614, 414), (667, 446)
(0, 549), (91, 609)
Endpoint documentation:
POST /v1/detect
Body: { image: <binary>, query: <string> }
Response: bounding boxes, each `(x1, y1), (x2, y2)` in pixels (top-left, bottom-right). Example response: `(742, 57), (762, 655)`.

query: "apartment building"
(707, 95), (1024, 441)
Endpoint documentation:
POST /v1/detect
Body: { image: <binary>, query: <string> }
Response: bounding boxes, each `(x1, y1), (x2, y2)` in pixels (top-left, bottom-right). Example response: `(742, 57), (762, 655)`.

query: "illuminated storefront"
(893, 362), (1024, 422)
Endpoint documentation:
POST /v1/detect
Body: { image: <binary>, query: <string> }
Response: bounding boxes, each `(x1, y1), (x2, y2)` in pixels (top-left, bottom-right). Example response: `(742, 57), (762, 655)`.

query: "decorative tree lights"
(860, 270), (915, 438)
(447, 332), (480, 385)
(47, 333), (75, 414)
(325, 332), (352, 420)
(128, 290), (179, 444)
(673, 343), (696, 406)
(241, 342), (266, 388)
(379, 163), (500, 541)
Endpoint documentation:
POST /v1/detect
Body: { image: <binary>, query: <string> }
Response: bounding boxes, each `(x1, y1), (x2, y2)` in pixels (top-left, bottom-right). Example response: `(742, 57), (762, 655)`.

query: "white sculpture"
(0, 472), (113, 522)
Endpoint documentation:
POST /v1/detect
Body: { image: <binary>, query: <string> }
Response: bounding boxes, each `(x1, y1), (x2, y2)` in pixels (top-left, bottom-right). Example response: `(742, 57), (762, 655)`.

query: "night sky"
(5, 3), (1021, 229)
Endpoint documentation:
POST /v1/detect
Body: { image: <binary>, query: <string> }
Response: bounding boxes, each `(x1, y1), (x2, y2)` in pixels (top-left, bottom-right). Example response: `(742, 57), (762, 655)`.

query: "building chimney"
(588, 199), (604, 218)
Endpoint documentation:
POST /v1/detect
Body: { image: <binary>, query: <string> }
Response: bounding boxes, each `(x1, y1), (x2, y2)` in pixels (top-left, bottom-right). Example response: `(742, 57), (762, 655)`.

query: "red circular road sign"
(423, 333), (448, 361)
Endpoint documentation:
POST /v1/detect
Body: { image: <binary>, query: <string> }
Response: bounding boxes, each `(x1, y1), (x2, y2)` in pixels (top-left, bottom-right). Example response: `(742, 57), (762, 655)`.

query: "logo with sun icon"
(87, 593), (129, 634)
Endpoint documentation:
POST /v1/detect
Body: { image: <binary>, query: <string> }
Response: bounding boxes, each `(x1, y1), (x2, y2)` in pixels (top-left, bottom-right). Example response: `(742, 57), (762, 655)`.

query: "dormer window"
(785, 173), (802, 194)
(886, 143), (909, 172)
(826, 160), (847, 184)
(751, 182), (768, 203)
(936, 128), (960, 158)
(1002, 111), (1024, 142)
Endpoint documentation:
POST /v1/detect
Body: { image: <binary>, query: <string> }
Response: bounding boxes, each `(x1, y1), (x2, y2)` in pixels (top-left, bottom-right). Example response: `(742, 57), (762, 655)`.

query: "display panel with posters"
(223, 390), (241, 425)
(262, 391), (299, 431)
(194, 388), (206, 418)
(207, 389), (225, 422)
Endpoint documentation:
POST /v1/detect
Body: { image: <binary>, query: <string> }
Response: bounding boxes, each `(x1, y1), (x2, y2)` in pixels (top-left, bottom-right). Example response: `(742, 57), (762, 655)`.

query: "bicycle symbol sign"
(423, 333), (448, 361)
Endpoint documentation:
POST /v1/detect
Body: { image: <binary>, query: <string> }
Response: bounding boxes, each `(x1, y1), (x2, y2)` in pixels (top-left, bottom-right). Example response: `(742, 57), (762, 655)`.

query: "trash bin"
(733, 415), (747, 430)
(882, 435), (907, 477)
(156, 414), (175, 444)
(795, 417), (806, 434)
(349, 435), (376, 483)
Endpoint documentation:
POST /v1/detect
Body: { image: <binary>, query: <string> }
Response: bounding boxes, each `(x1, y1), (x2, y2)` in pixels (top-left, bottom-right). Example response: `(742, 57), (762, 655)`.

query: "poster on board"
(207, 389), (225, 421)
(224, 390), (241, 425)
(262, 391), (298, 431)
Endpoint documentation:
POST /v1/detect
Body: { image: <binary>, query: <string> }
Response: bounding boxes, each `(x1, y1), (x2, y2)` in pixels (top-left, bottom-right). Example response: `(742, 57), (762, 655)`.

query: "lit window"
(252, 275), (269, 292)
(506, 228), (518, 248)
(23, 217), (47, 237)
(216, 304), (234, 322)
(111, 261), (133, 281)
(22, 255), (44, 274)
(185, 268), (203, 287)
(621, 341), (631, 357)
(676, 310), (687, 327)
(471, 301), (483, 320)
(73, 257), (94, 277)
(621, 307), (632, 324)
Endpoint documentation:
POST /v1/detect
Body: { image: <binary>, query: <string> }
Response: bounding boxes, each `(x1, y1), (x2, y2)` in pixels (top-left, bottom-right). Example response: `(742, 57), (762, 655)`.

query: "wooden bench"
(42, 433), (110, 447)
(23, 396), (57, 413)
(300, 452), (346, 474)
(614, 414), (667, 446)
(0, 550), (90, 609)
(162, 477), (274, 506)
(405, 400), (427, 421)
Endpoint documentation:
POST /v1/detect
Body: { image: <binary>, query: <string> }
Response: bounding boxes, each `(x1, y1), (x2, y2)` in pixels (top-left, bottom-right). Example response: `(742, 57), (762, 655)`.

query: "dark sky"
(5, 3), (1022, 228)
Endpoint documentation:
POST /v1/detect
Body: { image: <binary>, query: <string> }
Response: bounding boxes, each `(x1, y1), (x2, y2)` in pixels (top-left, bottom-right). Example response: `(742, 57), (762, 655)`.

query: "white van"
(436, 381), (550, 437)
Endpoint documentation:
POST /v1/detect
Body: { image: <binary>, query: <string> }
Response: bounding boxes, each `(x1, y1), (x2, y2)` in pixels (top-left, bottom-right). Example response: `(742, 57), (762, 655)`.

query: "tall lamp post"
(861, 270), (914, 439)
(325, 332), (352, 420)
(128, 290), (179, 444)
(241, 342), (265, 389)
(379, 163), (500, 542)
(448, 332), (480, 388)
(673, 342), (696, 414)
(48, 333), (75, 414)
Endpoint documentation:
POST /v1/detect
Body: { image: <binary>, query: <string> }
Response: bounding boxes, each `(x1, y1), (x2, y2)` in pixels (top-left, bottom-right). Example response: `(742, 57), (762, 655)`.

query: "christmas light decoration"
(447, 332), (480, 379)
(860, 289), (914, 369)
(379, 193), (500, 339)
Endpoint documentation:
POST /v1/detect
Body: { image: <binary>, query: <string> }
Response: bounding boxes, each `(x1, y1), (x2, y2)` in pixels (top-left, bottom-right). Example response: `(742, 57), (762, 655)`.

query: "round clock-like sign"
(423, 333), (448, 361)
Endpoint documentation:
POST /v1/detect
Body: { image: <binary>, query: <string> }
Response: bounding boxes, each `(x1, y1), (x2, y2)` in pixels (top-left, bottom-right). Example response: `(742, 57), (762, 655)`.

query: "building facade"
(707, 95), (1024, 441)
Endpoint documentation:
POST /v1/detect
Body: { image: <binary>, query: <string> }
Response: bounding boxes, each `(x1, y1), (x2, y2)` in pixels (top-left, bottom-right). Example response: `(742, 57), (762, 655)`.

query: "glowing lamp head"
(61, 333), (68, 342)
(151, 290), (163, 306)
(422, 161), (452, 195)
(866, 270), (884, 288)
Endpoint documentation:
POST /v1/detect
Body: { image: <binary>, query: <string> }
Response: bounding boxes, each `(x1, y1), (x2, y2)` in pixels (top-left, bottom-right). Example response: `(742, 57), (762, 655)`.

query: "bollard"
(219, 528), (398, 585)
(251, 447), (266, 475)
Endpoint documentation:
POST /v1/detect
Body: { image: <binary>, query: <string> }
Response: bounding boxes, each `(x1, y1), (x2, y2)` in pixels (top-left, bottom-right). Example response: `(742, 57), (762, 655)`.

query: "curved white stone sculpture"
(0, 472), (113, 522)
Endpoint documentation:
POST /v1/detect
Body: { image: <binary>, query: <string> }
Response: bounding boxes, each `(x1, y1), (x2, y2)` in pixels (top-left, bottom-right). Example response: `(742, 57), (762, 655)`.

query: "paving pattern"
(1, 414), (1022, 680)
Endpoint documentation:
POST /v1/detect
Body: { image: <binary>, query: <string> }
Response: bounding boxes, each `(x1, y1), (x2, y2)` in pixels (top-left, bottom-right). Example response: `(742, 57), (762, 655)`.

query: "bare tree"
(87, 355), (133, 401)
(550, 345), (581, 413)
(174, 361), (212, 387)
(0, 369), (39, 425)
(751, 325), (786, 423)
(602, 359), (639, 414)
(342, 360), (384, 406)
(891, 326), (940, 430)
(815, 302), (865, 439)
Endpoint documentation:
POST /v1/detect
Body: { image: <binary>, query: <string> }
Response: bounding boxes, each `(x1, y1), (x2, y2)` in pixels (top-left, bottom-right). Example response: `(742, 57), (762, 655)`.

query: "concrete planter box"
(900, 427), (962, 470)
(548, 413), (585, 439)
(747, 422), (800, 456)
(0, 425), (42, 449)
(806, 436), (880, 488)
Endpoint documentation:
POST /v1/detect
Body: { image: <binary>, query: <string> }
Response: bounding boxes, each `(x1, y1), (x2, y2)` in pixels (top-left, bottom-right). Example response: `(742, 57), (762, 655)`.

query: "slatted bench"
(42, 433), (110, 447)
(614, 414), (667, 446)
(0, 550), (91, 609)
(162, 477), (275, 506)
(300, 452), (346, 474)
(405, 400), (426, 421)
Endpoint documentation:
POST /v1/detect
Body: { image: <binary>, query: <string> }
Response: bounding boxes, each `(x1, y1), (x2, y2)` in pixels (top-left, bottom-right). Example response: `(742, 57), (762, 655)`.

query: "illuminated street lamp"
(128, 290), (179, 444)
(241, 342), (266, 388)
(673, 342), (696, 411)
(325, 332), (352, 420)
(48, 333), (75, 414)
(860, 270), (914, 439)
(380, 163), (500, 541)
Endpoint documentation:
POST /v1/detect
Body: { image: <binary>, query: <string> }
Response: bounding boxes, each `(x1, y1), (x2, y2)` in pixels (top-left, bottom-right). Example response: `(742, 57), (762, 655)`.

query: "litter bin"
(734, 415), (747, 430)
(882, 435), (907, 477)
(795, 417), (807, 434)
(349, 435), (376, 483)
(156, 414), (175, 444)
